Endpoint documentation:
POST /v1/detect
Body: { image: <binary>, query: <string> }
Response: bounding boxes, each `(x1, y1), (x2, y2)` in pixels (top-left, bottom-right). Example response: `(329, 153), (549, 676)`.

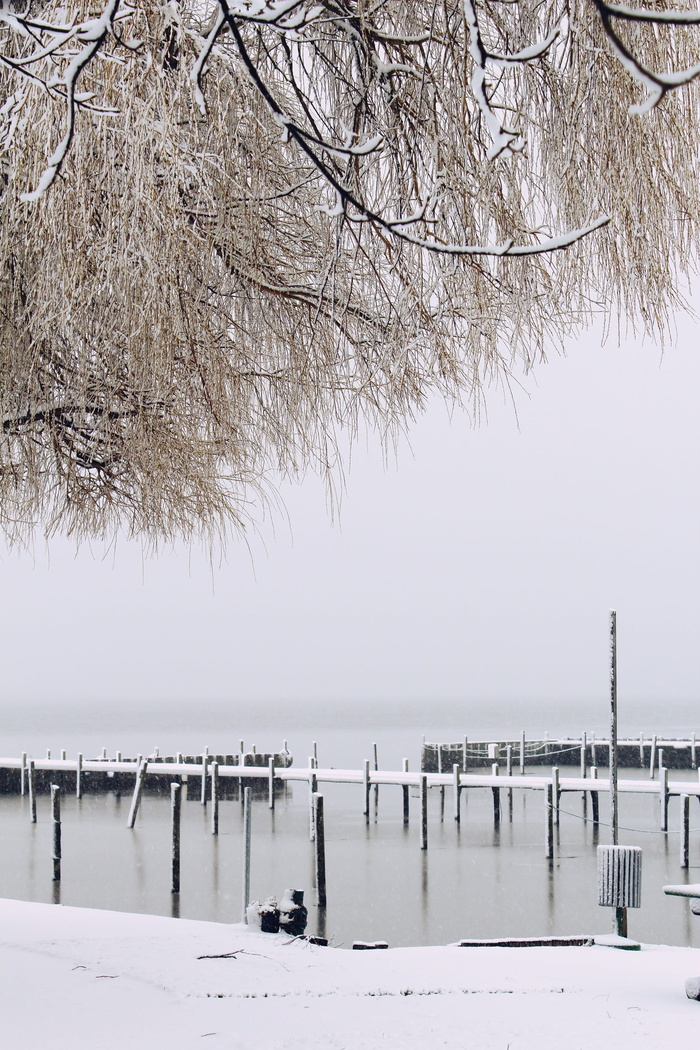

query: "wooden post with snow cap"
(681, 794), (690, 868)
(581, 733), (587, 778)
(28, 759), (37, 823)
(127, 757), (148, 828)
(313, 793), (327, 908)
(51, 785), (61, 882)
(76, 752), (83, 800)
(453, 764), (461, 822)
(491, 763), (501, 825)
(520, 731), (526, 774)
(552, 767), (560, 826)
(463, 736), (469, 774)
(506, 745), (513, 817)
(211, 762), (219, 836)
(590, 767), (599, 825)
(242, 787), (252, 922)
(545, 783), (554, 859)
(363, 759), (370, 820)
(171, 782), (181, 893)
(402, 758), (410, 824)
(373, 742), (379, 810)
(660, 765), (669, 832)
(420, 774), (428, 850)
(268, 757), (275, 810)
(200, 750), (209, 805)
(309, 769), (318, 842)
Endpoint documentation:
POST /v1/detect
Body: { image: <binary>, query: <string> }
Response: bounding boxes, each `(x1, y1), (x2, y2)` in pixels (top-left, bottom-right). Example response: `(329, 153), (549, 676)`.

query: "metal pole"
(242, 786), (252, 922)
(609, 610), (618, 846)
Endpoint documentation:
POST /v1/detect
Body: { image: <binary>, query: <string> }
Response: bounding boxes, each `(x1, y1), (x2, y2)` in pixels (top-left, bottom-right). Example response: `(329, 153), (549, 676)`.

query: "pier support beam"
(171, 782), (181, 893)
(211, 762), (219, 836)
(242, 787), (252, 921)
(402, 759), (410, 825)
(420, 774), (428, 850)
(313, 793), (327, 908)
(453, 764), (461, 822)
(681, 793), (690, 868)
(363, 759), (370, 821)
(660, 765), (669, 832)
(127, 758), (148, 829)
(491, 763), (501, 826)
(76, 753), (83, 800)
(28, 759), (37, 824)
(51, 785), (61, 882)
(545, 783), (554, 859)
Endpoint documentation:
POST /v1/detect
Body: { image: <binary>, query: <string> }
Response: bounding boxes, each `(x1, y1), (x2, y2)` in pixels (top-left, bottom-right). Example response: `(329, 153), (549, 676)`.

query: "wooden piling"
(51, 785), (61, 882)
(453, 764), (461, 822)
(60, 749), (66, 761)
(101, 748), (106, 760)
(552, 767), (560, 826)
(545, 782), (553, 859)
(313, 793), (327, 907)
(309, 770), (318, 842)
(639, 733), (644, 765)
(402, 758), (410, 825)
(520, 730), (526, 774)
(363, 759), (370, 819)
(28, 759), (37, 823)
(171, 782), (181, 893)
(200, 752), (209, 805)
(268, 757), (275, 810)
(660, 765), (669, 832)
(313, 741), (318, 766)
(590, 734), (596, 767)
(373, 742), (379, 809)
(650, 735), (657, 779)
(590, 767), (599, 825)
(20, 752), (26, 796)
(242, 786), (252, 922)
(463, 736), (469, 774)
(580, 734), (587, 778)
(211, 762), (219, 836)
(692, 733), (697, 770)
(658, 748), (665, 776)
(492, 763), (501, 825)
(76, 753), (83, 800)
(127, 758), (148, 828)
(420, 774), (428, 850)
(681, 793), (690, 868)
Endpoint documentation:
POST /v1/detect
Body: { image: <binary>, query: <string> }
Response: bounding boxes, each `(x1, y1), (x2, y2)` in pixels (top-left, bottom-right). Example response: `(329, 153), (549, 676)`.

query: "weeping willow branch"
(0, 0), (699, 543)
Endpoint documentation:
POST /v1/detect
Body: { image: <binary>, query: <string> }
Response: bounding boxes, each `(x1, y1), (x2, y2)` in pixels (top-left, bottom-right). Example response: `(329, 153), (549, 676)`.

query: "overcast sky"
(1, 321), (698, 712)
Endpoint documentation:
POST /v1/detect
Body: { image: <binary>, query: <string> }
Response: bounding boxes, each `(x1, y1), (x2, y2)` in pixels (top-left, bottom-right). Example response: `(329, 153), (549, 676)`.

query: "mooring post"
(211, 761), (219, 836)
(420, 774), (428, 850)
(242, 786), (252, 922)
(363, 759), (370, 819)
(268, 757), (275, 810)
(660, 765), (669, 832)
(692, 732), (697, 770)
(463, 736), (469, 774)
(492, 763), (501, 825)
(51, 784), (61, 882)
(681, 793), (690, 868)
(520, 730), (526, 774)
(658, 748), (665, 777)
(309, 770), (318, 842)
(545, 782), (554, 859)
(453, 764), (461, 822)
(200, 751), (209, 805)
(28, 759), (37, 823)
(650, 735), (657, 779)
(127, 758), (148, 828)
(506, 744), (513, 816)
(639, 733), (644, 765)
(580, 733), (587, 778)
(552, 767), (560, 826)
(590, 766), (599, 825)
(116, 751), (122, 762)
(402, 758), (410, 825)
(171, 782), (181, 893)
(46, 749), (51, 760)
(20, 752), (26, 796)
(313, 741), (318, 766)
(373, 741), (379, 810)
(313, 793), (327, 908)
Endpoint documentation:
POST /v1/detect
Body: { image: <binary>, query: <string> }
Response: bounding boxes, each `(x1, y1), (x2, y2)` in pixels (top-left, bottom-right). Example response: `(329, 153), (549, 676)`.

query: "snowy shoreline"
(1, 897), (699, 1049)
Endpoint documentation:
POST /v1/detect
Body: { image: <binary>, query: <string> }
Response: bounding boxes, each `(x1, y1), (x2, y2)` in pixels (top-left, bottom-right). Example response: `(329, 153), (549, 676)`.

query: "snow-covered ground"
(1, 897), (698, 1049)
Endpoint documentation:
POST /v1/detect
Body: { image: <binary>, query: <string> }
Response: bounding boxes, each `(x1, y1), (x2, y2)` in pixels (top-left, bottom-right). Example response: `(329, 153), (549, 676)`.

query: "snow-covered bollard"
(685, 977), (700, 1001)
(279, 889), (308, 937)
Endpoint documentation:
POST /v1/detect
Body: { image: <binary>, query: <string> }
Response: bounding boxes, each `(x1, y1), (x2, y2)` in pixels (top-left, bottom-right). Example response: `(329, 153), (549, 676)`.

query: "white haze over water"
(0, 325), (697, 727)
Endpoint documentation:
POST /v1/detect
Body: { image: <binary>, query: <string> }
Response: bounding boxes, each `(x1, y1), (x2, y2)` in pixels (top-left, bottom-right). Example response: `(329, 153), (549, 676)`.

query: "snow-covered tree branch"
(1, 0), (700, 542)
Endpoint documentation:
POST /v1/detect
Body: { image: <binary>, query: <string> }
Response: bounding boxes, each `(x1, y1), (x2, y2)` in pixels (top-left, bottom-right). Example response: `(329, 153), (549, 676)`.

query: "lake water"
(1, 697), (699, 948)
